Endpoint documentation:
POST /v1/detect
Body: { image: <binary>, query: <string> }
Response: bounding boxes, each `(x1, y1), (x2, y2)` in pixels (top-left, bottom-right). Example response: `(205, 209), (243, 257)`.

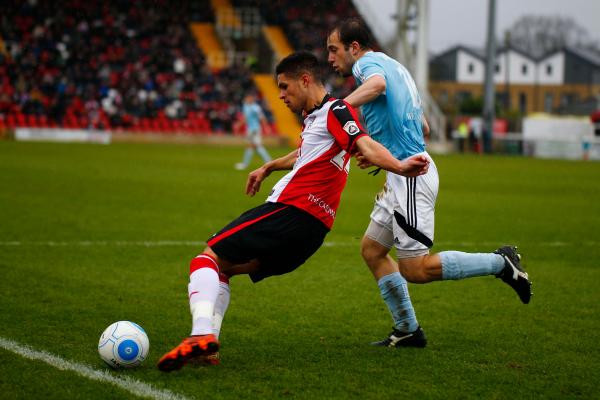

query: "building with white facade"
(430, 45), (600, 115)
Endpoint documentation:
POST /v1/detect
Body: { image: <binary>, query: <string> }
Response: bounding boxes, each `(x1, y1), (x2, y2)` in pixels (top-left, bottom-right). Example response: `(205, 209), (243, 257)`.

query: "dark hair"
(331, 17), (374, 50)
(275, 51), (322, 82)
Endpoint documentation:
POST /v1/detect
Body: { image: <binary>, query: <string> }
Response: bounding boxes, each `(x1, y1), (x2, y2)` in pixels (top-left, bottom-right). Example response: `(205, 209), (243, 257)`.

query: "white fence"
(14, 128), (111, 144)
(450, 132), (600, 161)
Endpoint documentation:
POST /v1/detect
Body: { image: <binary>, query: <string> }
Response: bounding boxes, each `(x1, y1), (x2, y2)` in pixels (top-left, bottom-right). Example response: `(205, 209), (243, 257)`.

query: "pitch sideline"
(0, 336), (191, 400)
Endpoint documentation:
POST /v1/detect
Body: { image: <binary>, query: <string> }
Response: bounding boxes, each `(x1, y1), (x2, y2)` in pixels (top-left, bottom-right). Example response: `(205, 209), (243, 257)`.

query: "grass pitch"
(1, 141), (599, 399)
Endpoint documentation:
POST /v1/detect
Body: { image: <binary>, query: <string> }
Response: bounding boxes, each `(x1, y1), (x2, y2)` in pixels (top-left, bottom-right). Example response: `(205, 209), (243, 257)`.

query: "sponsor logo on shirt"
(307, 193), (336, 218)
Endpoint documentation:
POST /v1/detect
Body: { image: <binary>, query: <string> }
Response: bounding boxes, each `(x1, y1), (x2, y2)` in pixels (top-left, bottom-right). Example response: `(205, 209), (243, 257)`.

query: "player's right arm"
(345, 57), (386, 108)
(355, 135), (429, 177)
(245, 150), (298, 196)
(344, 75), (386, 108)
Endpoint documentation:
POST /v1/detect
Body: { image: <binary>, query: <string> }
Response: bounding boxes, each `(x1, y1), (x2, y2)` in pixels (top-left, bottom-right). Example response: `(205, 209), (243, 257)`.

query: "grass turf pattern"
(1, 141), (599, 399)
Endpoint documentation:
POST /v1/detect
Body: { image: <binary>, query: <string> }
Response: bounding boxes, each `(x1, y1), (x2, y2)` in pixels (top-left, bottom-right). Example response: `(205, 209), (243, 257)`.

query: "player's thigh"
(389, 163), (439, 258)
(363, 220), (393, 257)
(247, 205), (328, 282)
(248, 129), (262, 146)
(368, 180), (395, 232)
(207, 202), (288, 265)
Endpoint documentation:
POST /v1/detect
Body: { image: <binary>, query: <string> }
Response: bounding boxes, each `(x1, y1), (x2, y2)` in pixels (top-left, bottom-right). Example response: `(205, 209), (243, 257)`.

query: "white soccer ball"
(98, 321), (149, 369)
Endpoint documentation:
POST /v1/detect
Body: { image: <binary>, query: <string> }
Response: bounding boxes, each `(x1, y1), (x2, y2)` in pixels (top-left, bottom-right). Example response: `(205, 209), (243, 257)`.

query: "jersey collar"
(304, 93), (332, 116)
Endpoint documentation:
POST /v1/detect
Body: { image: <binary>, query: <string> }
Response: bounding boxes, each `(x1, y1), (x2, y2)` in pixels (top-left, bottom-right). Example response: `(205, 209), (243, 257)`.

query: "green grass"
(1, 141), (599, 399)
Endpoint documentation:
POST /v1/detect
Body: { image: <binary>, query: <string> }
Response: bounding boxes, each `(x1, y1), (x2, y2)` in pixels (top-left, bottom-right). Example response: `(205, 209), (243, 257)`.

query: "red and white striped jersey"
(267, 96), (367, 229)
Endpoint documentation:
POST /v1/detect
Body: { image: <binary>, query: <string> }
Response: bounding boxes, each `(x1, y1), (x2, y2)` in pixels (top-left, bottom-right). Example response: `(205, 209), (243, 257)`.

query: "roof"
(495, 45), (538, 61)
(434, 44), (600, 66)
(430, 45), (485, 62)
(539, 46), (600, 66)
(432, 45), (538, 62)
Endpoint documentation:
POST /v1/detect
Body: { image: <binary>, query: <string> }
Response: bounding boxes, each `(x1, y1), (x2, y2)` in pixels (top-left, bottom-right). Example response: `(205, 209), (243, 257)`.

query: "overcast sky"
(359, 0), (600, 54)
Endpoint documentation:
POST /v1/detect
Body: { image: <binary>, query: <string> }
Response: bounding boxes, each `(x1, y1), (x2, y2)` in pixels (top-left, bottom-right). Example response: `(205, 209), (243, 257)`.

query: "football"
(98, 321), (149, 369)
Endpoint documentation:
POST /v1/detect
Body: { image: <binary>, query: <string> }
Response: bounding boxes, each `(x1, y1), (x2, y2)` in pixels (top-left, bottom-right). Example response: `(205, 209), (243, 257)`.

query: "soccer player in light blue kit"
(327, 18), (532, 347)
(235, 94), (272, 170)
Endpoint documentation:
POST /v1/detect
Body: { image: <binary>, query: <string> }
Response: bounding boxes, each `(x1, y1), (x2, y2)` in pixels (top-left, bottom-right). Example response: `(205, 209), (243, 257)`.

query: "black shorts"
(207, 202), (329, 282)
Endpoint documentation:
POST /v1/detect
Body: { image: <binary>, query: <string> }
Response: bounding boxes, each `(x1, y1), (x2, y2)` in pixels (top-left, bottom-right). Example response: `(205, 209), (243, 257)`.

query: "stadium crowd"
(0, 0), (262, 132)
(0, 0), (372, 132)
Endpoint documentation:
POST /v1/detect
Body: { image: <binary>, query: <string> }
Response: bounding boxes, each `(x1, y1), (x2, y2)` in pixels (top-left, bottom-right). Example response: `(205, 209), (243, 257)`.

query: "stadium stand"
(0, 0), (373, 135)
(0, 0), (268, 133)
(232, 0), (369, 98)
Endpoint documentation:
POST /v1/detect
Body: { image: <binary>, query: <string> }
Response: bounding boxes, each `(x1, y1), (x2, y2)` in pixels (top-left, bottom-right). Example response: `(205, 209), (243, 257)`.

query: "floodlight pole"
(482, 0), (497, 153)
(415, 0), (429, 94)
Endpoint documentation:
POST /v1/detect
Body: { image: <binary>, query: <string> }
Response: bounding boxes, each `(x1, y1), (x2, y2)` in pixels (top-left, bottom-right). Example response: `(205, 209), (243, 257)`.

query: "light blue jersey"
(352, 51), (425, 160)
(243, 102), (263, 132)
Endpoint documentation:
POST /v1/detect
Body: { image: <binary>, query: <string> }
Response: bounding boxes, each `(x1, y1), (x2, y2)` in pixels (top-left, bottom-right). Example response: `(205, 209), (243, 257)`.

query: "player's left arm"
(345, 75), (386, 108)
(327, 99), (428, 177)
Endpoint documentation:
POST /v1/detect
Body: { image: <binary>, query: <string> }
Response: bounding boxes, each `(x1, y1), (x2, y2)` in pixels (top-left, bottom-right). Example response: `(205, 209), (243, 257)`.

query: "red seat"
(64, 115), (77, 128)
(172, 119), (183, 132)
(158, 119), (171, 131)
(26, 114), (39, 127)
(38, 115), (49, 127)
(6, 115), (15, 128)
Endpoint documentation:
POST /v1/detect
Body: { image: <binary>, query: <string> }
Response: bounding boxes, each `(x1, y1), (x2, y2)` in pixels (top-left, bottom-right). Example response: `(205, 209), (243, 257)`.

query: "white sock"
(188, 266), (220, 336)
(212, 280), (230, 338)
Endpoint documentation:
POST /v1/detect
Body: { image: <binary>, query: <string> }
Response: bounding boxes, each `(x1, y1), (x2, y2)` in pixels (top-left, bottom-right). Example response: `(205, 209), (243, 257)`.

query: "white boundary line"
(0, 240), (591, 247)
(0, 336), (191, 400)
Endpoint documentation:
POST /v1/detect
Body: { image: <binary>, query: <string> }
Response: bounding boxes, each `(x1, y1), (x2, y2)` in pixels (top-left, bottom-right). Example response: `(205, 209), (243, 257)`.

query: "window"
(546, 64), (553, 75)
(439, 90), (448, 104)
(522, 64), (528, 75)
(544, 93), (553, 112)
(494, 63), (500, 73)
(519, 92), (527, 114)
(561, 93), (577, 106)
(496, 92), (509, 109)
(468, 63), (474, 74)
(456, 91), (472, 104)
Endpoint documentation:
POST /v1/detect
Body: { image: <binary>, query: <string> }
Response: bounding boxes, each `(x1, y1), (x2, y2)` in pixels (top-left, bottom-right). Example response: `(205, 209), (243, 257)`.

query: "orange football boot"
(189, 352), (220, 366)
(157, 334), (219, 372)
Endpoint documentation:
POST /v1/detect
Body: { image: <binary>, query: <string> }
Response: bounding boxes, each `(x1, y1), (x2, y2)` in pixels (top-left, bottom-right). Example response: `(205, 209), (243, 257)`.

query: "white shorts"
(247, 129), (263, 146)
(366, 152), (439, 258)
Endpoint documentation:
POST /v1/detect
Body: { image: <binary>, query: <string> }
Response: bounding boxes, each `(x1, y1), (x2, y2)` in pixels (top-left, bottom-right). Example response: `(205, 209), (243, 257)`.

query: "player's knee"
(189, 252), (220, 275)
(398, 264), (425, 283)
(399, 255), (439, 283)
(360, 237), (387, 264)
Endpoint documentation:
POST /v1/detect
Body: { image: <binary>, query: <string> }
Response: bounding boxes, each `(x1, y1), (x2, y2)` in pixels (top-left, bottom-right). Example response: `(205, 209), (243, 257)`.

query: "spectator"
(0, 0), (261, 132)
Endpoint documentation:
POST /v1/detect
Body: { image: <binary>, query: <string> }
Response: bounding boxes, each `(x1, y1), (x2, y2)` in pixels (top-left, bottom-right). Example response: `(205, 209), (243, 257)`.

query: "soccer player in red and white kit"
(157, 51), (429, 372)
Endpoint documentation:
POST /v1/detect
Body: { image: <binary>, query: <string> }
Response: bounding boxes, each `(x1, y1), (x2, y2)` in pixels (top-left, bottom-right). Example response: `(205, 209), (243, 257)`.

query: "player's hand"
(246, 166), (270, 196)
(399, 155), (430, 177)
(355, 151), (374, 169)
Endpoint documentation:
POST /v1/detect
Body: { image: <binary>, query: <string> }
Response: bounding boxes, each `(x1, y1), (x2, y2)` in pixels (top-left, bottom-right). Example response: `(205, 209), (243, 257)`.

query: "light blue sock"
(241, 148), (254, 167)
(440, 251), (505, 280)
(377, 272), (418, 333)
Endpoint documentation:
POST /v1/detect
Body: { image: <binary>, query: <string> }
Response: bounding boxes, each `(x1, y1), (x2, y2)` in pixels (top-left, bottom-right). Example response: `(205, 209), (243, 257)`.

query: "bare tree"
(505, 15), (599, 58)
